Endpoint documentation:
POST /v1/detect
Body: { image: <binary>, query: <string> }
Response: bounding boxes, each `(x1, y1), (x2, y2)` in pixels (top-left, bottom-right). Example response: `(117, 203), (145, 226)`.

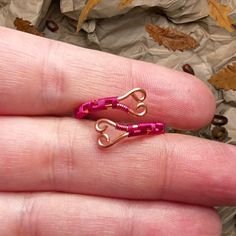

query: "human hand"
(0, 26), (235, 236)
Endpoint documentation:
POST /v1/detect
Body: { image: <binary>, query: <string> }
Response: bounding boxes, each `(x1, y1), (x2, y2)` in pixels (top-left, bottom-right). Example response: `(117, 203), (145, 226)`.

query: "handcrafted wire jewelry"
(75, 88), (166, 148)
(75, 88), (147, 119)
(95, 119), (165, 148)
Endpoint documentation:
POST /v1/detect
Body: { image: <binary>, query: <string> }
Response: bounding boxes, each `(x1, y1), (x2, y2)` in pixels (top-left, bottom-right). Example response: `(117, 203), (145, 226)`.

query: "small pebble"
(211, 126), (228, 141)
(46, 20), (59, 32)
(182, 64), (195, 75)
(211, 115), (228, 126)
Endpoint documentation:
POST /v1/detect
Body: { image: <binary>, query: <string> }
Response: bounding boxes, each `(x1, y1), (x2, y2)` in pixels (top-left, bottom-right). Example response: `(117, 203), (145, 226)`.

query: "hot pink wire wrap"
(116, 122), (165, 137)
(75, 97), (129, 119)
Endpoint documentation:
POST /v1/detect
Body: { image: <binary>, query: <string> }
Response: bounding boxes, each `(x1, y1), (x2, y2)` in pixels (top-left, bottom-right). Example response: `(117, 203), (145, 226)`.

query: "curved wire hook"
(118, 88), (146, 102)
(95, 119), (128, 148)
(118, 88), (148, 117)
(127, 102), (147, 117)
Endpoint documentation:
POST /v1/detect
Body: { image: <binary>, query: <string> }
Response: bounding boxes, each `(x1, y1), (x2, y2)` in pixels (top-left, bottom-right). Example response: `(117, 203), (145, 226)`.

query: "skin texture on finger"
(0, 193), (221, 236)
(0, 26), (215, 130)
(0, 117), (236, 206)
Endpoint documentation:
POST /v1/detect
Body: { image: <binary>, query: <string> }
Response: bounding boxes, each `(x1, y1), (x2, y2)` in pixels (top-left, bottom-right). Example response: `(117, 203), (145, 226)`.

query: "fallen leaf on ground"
(14, 18), (44, 36)
(145, 24), (199, 51)
(77, 0), (102, 32)
(208, 63), (236, 90)
(208, 0), (234, 33)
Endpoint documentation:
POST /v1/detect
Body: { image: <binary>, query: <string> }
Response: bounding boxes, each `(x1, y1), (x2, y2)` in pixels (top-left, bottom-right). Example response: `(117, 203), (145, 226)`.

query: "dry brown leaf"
(14, 18), (44, 36)
(145, 24), (199, 52)
(208, 63), (236, 91)
(118, 0), (133, 10)
(208, 0), (234, 33)
(77, 0), (102, 32)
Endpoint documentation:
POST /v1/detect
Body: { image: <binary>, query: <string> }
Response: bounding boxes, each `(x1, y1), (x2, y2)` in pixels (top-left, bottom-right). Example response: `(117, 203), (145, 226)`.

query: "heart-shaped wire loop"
(118, 88), (147, 117)
(95, 119), (128, 148)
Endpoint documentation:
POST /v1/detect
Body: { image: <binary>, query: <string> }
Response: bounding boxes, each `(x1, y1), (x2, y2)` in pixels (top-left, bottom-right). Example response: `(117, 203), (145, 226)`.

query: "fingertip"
(201, 208), (222, 236)
(138, 63), (216, 130)
(180, 73), (216, 130)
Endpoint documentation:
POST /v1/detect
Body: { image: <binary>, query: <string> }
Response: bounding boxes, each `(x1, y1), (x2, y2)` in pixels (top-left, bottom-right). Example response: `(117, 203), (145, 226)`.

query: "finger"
(0, 117), (236, 206)
(0, 193), (221, 236)
(0, 26), (215, 129)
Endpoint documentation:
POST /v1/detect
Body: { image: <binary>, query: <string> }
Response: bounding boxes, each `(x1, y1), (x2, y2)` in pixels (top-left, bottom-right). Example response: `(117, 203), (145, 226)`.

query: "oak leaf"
(118, 0), (133, 10)
(14, 18), (44, 36)
(208, 0), (234, 33)
(208, 63), (236, 91)
(145, 24), (199, 52)
(77, 0), (102, 32)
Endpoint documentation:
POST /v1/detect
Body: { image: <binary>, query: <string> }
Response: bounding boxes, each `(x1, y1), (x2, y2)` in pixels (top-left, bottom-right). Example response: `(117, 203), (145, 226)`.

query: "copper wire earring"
(95, 118), (165, 148)
(75, 88), (148, 119)
(75, 88), (165, 148)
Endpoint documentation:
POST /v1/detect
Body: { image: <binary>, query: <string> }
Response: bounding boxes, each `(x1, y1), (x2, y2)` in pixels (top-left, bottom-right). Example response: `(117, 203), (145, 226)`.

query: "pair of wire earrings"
(75, 88), (165, 148)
